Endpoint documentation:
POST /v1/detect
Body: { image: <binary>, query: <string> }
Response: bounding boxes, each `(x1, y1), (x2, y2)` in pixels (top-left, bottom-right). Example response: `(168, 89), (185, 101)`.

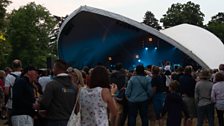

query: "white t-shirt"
(164, 65), (171, 72)
(5, 71), (21, 88)
(38, 76), (52, 92)
(5, 71), (21, 109)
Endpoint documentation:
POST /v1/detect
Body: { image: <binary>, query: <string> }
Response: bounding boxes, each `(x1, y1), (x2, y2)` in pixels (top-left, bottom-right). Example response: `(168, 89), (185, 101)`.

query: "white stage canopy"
(161, 24), (224, 69)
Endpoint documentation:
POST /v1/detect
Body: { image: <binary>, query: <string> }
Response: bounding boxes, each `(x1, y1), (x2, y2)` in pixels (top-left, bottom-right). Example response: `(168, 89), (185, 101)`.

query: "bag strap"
(71, 88), (81, 115)
(135, 76), (151, 98)
(9, 73), (19, 99)
(136, 76), (148, 93)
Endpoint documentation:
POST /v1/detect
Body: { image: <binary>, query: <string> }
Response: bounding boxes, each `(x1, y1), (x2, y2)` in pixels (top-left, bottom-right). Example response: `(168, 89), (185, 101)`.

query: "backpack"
(8, 73), (20, 101)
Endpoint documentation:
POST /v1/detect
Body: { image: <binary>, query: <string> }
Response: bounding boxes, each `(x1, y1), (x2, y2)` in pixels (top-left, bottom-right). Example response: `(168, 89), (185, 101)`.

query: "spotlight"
(135, 55), (139, 59)
(138, 59), (141, 62)
(145, 47), (148, 51)
(154, 47), (157, 50)
(108, 57), (112, 61)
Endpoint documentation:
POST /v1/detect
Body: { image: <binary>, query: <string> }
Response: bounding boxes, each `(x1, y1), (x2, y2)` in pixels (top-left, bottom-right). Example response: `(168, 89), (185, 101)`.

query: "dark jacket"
(162, 92), (189, 126)
(40, 74), (77, 120)
(110, 70), (127, 90)
(179, 74), (196, 97)
(12, 76), (36, 117)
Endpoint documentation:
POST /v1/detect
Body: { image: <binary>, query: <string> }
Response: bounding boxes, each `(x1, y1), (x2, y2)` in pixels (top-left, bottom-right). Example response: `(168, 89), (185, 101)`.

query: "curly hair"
(89, 66), (110, 89)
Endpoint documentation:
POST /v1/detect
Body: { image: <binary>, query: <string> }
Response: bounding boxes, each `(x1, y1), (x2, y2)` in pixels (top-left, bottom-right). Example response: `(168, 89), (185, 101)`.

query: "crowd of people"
(0, 59), (224, 126)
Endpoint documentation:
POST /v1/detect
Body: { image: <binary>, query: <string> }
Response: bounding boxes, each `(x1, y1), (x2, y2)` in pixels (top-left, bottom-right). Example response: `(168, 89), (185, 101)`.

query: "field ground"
(0, 115), (218, 126)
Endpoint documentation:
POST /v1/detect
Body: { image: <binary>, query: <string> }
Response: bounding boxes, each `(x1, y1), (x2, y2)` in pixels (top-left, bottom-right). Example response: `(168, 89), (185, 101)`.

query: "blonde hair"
(73, 68), (85, 87)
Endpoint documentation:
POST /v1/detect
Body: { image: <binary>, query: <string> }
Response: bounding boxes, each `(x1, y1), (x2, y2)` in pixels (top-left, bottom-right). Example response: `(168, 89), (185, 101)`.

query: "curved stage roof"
(58, 6), (224, 69)
(161, 24), (224, 69)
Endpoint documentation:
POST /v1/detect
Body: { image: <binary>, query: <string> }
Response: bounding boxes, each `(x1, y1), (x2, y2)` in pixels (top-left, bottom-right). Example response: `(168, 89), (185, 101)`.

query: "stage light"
(135, 55), (139, 59)
(149, 38), (153, 42)
(154, 47), (157, 50)
(145, 47), (148, 51)
(138, 59), (141, 62)
(108, 57), (112, 61)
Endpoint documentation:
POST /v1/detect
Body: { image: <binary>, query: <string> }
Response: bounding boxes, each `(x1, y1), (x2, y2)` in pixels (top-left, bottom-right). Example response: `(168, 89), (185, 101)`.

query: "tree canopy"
(0, 0), (11, 68)
(160, 1), (204, 28)
(207, 12), (224, 44)
(142, 11), (161, 30)
(0, 32), (11, 67)
(6, 2), (57, 67)
(0, 0), (11, 31)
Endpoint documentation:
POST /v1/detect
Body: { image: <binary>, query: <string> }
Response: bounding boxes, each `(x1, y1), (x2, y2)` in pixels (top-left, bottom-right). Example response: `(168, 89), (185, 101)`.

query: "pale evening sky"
(7, 0), (224, 24)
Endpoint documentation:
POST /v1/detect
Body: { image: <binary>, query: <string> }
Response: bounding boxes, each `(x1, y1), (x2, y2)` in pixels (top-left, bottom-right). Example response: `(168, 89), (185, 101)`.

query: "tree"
(142, 11), (162, 30)
(0, 32), (12, 68)
(0, 0), (11, 31)
(6, 2), (57, 67)
(160, 1), (204, 28)
(207, 12), (224, 44)
(0, 0), (11, 68)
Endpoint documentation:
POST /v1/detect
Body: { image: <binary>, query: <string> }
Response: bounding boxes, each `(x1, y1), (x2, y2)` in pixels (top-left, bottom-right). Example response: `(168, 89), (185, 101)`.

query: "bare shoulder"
(101, 88), (110, 102)
(102, 88), (110, 94)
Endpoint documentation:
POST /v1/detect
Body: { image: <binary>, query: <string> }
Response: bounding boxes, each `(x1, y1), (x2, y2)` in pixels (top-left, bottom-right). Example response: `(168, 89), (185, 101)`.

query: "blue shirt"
(125, 75), (152, 102)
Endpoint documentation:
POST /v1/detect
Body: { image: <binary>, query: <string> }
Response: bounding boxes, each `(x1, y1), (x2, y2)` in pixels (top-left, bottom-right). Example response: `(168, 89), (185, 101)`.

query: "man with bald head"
(4, 59), (23, 125)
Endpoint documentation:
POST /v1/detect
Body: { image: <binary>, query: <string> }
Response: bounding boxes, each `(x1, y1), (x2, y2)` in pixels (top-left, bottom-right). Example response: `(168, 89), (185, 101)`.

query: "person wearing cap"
(11, 66), (39, 126)
(195, 69), (214, 126)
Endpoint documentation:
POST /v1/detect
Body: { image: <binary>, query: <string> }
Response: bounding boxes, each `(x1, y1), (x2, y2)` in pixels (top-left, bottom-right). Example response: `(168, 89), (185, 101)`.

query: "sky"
(6, 0), (224, 24)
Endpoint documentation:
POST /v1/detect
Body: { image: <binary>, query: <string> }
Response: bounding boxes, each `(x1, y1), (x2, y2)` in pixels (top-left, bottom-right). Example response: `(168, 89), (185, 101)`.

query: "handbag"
(114, 87), (126, 104)
(67, 89), (81, 126)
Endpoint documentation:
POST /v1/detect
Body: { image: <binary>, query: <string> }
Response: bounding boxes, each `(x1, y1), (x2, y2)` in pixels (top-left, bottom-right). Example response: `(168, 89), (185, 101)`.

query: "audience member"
(151, 66), (166, 126)
(211, 72), (224, 126)
(179, 65), (196, 126)
(125, 65), (152, 126)
(162, 80), (189, 126)
(39, 60), (78, 126)
(11, 66), (39, 126)
(195, 69), (214, 126)
(67, 67), (85, 87)
(79, 66), (117, 126)
(4, 59), (22, 125)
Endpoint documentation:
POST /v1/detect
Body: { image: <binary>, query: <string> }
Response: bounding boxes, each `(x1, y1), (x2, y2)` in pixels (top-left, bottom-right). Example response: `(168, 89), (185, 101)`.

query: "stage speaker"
(47, 57), (53, 69)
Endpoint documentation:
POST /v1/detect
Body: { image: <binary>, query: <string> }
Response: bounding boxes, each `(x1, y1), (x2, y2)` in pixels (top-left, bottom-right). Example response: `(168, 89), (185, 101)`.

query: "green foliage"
(160, 1), (204, 28)
(143, 11), (161, 30)
(6, 2), (57, 68)
(0, 0), (11, 68)
(0, 32), (12, 68)
(207, 12), (224, 44)
(0, 0), (11, 31)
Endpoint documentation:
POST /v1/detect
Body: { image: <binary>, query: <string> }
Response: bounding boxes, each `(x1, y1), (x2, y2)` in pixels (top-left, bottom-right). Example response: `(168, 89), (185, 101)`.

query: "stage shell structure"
(57, 5), (224, 69)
